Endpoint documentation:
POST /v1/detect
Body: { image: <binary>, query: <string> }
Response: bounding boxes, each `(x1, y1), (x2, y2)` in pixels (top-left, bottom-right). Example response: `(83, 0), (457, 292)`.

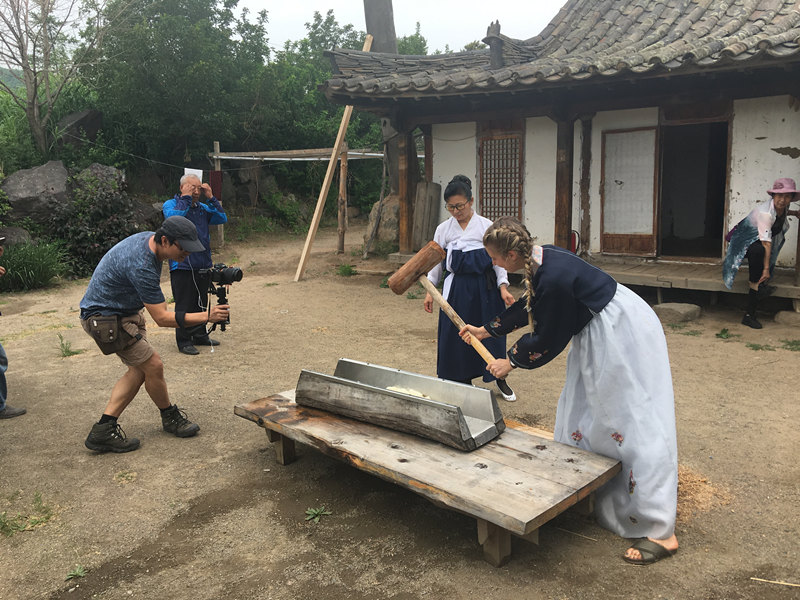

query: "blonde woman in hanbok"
(460, 216), (679, 565)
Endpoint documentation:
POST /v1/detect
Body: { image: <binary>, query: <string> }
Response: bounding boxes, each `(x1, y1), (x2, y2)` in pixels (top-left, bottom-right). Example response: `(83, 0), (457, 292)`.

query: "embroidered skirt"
(554, 284), (678, 539)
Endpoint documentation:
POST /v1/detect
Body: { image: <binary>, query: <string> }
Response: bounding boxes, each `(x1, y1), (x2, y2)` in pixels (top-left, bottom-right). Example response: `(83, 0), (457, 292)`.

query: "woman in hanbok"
(459, 216), (679, 565)
(424, 175), (515, 386)
(722, 177), (800, 329)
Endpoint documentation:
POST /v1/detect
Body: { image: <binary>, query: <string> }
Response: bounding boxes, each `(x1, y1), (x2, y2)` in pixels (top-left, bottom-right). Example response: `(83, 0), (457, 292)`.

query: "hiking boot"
(741, 313), (763, 329)
(85, 422), (140, 453)
(0, 405), (26, 419)
(161, 405), (200, 438)
(178, 344), (199, 355)
(192, 336), (219, 346)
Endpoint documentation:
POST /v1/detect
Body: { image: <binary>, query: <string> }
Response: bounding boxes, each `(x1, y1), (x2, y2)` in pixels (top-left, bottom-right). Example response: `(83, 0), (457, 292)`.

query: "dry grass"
(676, 464), (732, 524)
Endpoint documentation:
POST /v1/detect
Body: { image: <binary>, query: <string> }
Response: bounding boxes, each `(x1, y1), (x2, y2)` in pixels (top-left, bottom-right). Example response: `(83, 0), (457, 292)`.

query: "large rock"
(77, 163), (126, 191)
(653, 302), (702, 324)
(2, 161), (69, 225)
(55, 109), (103, 148)
(364, 193), (400, 247)
(0, 227), (32, 246)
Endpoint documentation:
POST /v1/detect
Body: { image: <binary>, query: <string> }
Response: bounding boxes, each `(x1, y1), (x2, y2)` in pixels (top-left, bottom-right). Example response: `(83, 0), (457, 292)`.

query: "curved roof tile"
(323, 0), (800, 98)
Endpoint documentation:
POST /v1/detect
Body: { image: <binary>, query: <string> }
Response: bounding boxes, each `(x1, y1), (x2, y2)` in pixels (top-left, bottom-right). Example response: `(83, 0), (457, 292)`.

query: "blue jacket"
(163, 194), (227, 270)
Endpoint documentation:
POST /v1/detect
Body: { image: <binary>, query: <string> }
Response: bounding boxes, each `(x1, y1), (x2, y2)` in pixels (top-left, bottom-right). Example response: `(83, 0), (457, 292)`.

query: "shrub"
(261, 191), (307, 234)
(0, 242), (66, 291)
(49, 171), (143, 276)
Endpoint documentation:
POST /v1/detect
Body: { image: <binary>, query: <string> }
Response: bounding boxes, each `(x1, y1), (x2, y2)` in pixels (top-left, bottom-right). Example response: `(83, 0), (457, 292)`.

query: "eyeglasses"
(445, 201), (469, 212)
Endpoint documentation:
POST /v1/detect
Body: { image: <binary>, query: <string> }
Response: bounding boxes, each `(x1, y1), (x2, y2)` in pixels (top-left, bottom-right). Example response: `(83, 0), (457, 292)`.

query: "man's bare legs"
(103, 352), (169, 417)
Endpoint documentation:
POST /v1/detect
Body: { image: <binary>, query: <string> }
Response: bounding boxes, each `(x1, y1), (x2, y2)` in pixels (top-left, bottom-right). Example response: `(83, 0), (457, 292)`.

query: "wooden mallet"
(388, 241), (517, 402)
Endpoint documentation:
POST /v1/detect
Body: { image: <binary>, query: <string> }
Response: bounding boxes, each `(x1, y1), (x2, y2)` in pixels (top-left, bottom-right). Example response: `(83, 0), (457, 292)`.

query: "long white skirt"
(554, 284), (678, 540)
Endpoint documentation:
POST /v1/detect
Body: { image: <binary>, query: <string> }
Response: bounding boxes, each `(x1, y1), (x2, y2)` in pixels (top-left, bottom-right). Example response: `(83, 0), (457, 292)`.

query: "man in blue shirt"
(80, 216), (229, 453)
(163, 174), (227, 355)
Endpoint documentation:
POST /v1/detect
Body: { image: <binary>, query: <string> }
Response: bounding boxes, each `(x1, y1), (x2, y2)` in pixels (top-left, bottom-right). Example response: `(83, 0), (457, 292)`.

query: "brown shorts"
(81, 312), (154, 367)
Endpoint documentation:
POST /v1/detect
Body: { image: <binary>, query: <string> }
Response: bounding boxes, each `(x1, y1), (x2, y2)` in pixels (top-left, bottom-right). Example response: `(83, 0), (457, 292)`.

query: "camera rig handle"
(207, 282), (229, 333)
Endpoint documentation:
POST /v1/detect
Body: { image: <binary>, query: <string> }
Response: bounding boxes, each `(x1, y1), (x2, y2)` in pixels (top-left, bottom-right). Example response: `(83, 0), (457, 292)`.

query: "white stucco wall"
(524, 117), (558, 244)
(586, 108), (659, 253)
(729, 95), (800, 267)
(430, 122), (477, 223)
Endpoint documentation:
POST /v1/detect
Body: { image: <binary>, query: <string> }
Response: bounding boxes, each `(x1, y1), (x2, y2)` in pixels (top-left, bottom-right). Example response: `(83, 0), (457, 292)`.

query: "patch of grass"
(335, 264), (357, 277)
(746, 342), (775, 351)
(113, 470), (137, 485)
(57, 333), (84, 357)
(369, 240), (399, 257)
(0, 241), (66, 291)
(406, 282), (424, 299)
(379, 275), (389, 288)
(350, 245), (364, 258)
(305, 506), (332, 523)
(65, 565), (86, 581)
(715, 328), (740, 340)
(679, 330), (702, 337)
(1, 491), (55, 537)
(39, 309), (58, 314)
(779, 339), (800, 351)
(249, 260), (258, 267)
(264, 282), (278, 287)
(666, 323), (686, 331)
(230, 213), (276, 241)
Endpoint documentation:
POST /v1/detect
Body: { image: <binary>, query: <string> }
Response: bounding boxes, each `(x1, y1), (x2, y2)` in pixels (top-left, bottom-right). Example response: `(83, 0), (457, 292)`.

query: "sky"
(242, 0), (567, 53)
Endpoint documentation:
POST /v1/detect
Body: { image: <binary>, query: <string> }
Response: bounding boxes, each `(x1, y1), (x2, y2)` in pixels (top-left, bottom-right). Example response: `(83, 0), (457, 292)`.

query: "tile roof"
(323, 0), (800, 98)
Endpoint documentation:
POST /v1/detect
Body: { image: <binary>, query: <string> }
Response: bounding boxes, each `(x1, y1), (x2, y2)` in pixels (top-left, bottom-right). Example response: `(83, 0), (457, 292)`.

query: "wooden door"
(601, 127), (658, 255)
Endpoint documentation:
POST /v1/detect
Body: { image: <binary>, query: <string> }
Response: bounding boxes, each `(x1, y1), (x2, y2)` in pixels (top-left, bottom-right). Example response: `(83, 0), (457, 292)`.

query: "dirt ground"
(1, 222), (798, 600)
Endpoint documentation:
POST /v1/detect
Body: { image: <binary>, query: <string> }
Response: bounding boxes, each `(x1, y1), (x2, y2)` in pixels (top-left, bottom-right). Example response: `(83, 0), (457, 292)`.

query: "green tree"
(0, 0), (114, 156)
(80, 0), (269, 167)
(462, 40), (487, 51)
(398, 23), (428, 55)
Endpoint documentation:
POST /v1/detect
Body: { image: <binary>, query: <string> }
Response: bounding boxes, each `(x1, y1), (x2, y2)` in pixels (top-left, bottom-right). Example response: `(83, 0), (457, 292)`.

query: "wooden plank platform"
(235, 392), (621, 567)
(589, 259), (800, 301)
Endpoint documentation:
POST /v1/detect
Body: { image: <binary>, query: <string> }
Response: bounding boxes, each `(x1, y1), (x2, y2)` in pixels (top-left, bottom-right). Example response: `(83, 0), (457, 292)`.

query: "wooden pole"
(212, 140), (224, 248)
(294, 35), (373, 281)
(554, 119), (574, 249)
(337, 143), (348, 254)
(579, 116), (594, 257)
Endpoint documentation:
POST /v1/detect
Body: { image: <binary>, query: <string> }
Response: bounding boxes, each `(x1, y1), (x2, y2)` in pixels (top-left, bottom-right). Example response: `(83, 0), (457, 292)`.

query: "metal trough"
(295, 359), (505, 451)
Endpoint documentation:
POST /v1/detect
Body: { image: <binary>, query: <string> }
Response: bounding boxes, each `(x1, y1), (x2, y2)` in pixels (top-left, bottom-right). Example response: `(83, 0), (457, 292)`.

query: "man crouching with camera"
(79, 216), (229, 453)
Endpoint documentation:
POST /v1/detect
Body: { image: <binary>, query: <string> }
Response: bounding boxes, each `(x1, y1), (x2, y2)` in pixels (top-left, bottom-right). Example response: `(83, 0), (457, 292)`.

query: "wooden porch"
(586, 258), (800, 310)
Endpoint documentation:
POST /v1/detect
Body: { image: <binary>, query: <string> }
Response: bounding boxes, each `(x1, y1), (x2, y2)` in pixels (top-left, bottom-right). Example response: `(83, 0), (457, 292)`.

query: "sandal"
(623, 538), (677, 565)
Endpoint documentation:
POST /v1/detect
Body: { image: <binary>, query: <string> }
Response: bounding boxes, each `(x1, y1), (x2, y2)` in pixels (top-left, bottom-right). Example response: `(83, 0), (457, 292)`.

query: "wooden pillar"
(337, 144), (348, 254)
(578, 116), (593, 257)
(211, 140), (225, 249)
(422, 124), (433, 182)
(554, 119), (574, 249)
(398, 131), (416, 253)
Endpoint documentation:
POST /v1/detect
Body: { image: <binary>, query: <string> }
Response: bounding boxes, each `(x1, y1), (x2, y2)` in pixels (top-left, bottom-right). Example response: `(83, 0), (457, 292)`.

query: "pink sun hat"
(766, 177), (799, 200)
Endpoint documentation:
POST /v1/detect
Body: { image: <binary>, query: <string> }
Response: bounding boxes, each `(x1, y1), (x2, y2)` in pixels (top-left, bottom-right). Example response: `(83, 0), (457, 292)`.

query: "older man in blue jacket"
(163, 173), (228, 354)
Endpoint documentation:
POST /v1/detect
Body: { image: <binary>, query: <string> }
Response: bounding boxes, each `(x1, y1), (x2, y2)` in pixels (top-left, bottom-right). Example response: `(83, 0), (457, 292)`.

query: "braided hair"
(483, 216), (536, 331)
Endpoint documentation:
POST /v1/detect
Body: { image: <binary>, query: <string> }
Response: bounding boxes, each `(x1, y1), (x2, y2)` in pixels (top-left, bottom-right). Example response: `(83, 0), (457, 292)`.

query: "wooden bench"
(235, 392), (621, 566)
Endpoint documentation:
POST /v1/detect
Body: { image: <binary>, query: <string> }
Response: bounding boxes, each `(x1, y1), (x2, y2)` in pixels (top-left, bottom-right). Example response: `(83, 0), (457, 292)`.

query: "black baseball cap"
(160, 216), (205, 252)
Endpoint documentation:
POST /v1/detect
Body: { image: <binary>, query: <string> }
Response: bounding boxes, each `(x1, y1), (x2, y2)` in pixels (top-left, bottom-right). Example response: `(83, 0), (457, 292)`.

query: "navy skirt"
(437, 248), (507, 383)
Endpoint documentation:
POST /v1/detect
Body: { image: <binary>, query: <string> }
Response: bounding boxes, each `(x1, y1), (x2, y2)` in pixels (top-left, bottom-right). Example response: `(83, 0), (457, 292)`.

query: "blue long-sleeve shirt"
(162, 194), (227, 270)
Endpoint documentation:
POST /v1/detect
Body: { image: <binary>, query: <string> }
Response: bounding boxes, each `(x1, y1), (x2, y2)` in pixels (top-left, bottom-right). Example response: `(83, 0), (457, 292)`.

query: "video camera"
(204, 263), (243, 332)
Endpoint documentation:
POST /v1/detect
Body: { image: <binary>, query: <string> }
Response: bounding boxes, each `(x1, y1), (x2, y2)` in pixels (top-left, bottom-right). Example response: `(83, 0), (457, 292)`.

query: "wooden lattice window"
(478, 120), (524, 221)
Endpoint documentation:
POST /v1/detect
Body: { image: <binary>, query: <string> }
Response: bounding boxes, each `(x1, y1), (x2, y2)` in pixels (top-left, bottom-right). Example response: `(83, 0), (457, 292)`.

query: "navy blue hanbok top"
(485, 245), (616, 369)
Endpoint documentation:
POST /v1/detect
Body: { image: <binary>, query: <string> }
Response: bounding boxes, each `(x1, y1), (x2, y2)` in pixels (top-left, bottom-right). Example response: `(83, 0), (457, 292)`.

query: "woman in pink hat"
(722, 177), (800, 328)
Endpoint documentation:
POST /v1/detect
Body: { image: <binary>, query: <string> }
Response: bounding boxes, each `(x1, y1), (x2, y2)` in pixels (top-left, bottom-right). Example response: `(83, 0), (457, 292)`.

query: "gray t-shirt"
(80, 232), (166, 319)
